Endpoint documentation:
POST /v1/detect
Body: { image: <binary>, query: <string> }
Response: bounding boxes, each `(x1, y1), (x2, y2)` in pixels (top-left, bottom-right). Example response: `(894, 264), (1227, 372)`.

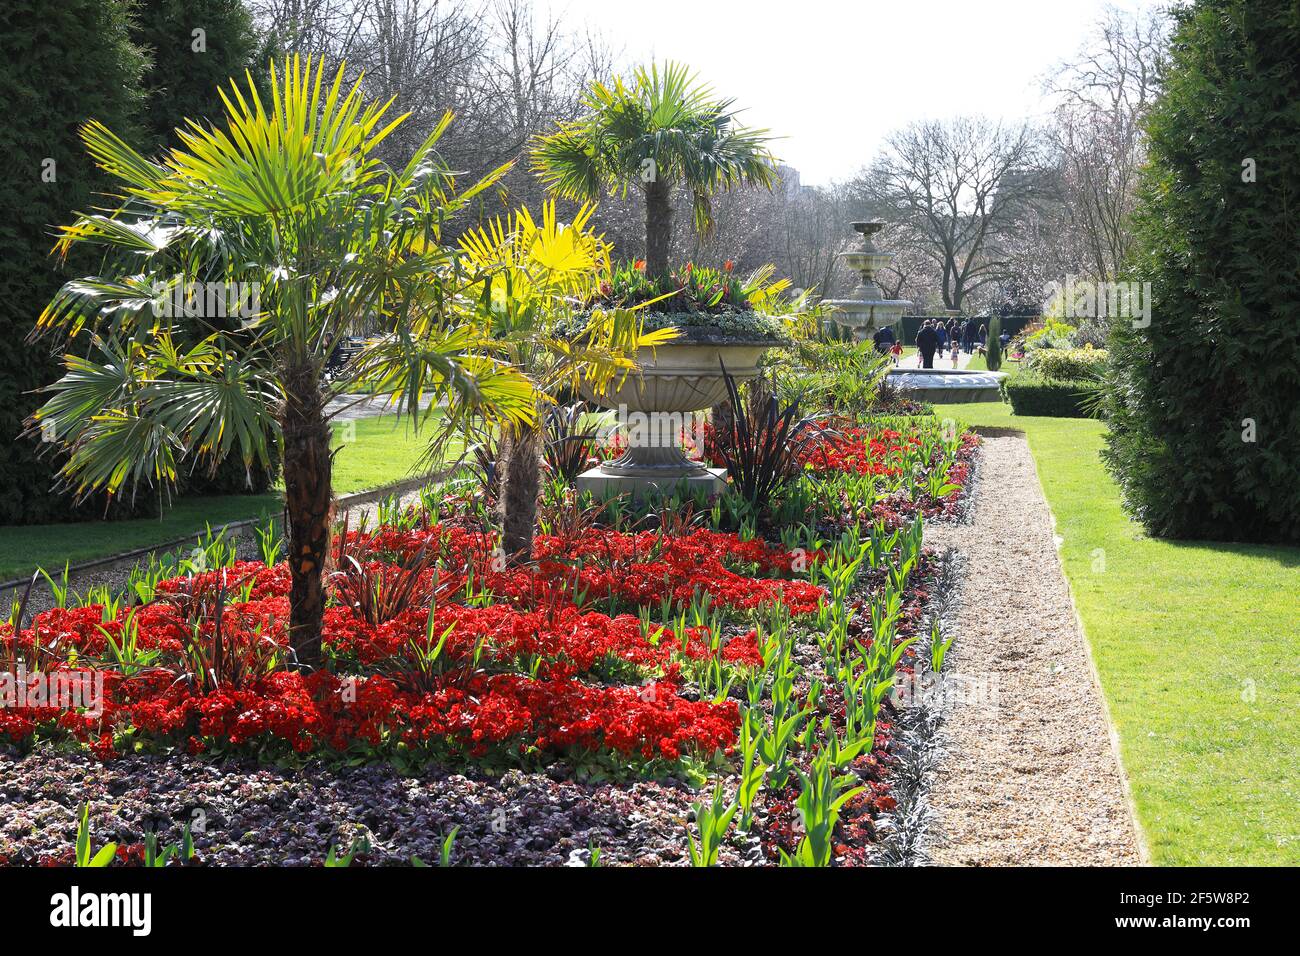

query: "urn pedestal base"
(572, 335), (768, 501)
(576, 465), (727, 500)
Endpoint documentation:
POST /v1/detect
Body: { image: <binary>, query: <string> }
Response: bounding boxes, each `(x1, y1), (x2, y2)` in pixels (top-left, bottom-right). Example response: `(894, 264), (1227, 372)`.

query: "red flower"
(0, 523), (827, 767)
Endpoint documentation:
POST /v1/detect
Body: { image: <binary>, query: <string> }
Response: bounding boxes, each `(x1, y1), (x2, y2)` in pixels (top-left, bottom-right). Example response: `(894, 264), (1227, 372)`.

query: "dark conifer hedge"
(1104, 0), (1300, 544)
(0, 0), (148, 523)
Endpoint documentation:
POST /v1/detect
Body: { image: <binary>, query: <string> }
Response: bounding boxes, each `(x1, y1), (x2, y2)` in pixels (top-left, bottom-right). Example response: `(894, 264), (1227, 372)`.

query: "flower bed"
(1, 526), (820, 769)
(796, 421), (981, 522)
(1, 412), (977, 866)
(596, 414), (980, 528)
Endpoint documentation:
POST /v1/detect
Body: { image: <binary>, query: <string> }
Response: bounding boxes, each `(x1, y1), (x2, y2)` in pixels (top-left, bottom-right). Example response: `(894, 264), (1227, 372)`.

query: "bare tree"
(349, 0), (487, 168)
(466, 0), (619, 215)
(247, 0), (622, 232)
(771, 179), (853, 297)
(851, 117), (1043, 311)
(1045, 5), (1167, 280)
(873, 221), (945, 311)
(249, 0), (374, 61)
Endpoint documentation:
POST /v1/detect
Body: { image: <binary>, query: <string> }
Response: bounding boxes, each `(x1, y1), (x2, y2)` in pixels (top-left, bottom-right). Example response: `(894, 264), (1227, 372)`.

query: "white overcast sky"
(536, 0), (1170, 185)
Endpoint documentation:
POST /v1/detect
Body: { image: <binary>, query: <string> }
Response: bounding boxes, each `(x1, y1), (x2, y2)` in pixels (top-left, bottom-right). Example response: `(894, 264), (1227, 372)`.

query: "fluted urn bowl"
(822, 300), (909, 340)
(821, 301), (878, 334)
(840, 251), (894, 274)
(578, 335), (771, 482)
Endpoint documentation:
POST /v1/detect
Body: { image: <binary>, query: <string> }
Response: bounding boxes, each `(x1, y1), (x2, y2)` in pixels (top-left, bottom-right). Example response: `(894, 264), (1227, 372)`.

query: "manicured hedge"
(1027, 347), (1108, 381)
(1004, 373), (1092, 419)
(1104, 0), (1300, 543)
(0, 0), (147, 524)
(131, 0), (266, 154)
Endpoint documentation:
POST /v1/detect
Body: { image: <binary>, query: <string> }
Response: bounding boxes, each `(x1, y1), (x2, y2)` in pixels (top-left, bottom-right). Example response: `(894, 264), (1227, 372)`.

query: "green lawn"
(932, 398), (1300, 866)
(329, 412), (441, 494)
(0, 412), (437, 581)
(964, 351), (1024, 374)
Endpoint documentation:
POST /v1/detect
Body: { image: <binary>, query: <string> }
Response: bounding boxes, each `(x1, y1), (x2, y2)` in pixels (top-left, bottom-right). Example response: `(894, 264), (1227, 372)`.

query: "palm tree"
(531, 61), (777, 280)
(30, 57), (535, 666)
(457, 201), (675, 555)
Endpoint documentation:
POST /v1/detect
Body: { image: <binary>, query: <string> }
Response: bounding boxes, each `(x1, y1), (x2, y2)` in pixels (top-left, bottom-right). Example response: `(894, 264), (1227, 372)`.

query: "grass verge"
(932, 398), (1299, 866)
(0, 412), (441, 580)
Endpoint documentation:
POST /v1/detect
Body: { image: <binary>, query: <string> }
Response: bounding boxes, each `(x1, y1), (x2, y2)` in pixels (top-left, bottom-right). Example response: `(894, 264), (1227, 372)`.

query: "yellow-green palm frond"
(60, 410), (185, 500)
(459, 200), (611, 313)
(350, 323), (538, 430)
(111, 55), (403, 218)
(530, 59), (778, 216)
(37, 275), (165, 338)
(30, 335), (280, 499)
(36, 57), (534, 502)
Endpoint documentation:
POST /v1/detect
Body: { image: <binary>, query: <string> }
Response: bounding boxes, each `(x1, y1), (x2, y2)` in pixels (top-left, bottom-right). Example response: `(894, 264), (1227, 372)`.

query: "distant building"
(776, 164), (806, 197)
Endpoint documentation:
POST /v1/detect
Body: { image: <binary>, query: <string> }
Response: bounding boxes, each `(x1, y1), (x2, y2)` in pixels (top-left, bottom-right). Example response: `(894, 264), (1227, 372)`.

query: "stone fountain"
(575, 334), (770, 498)
(824, 221), (1006, 403)
(822, 221), (910, 341)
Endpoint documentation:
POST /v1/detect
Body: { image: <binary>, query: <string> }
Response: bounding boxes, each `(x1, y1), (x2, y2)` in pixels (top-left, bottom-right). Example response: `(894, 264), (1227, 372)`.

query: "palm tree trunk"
(497, 415), (542, 558)
(280, 363), (332, 668)
(645, 177), (674, 280)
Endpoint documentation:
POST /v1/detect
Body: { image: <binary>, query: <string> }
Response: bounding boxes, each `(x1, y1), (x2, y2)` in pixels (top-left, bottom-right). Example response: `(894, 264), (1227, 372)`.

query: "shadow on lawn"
(1162, 536), (1300, 570)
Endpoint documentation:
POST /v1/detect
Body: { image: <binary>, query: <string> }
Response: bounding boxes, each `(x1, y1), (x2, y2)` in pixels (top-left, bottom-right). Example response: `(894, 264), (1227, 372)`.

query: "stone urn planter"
(576, 329), (773, 498)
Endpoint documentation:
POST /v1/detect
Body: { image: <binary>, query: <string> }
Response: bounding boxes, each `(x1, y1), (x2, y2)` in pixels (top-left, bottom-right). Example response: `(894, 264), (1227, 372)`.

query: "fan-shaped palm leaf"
(30, 56), (536, 663)
(530, 60), (776, 277)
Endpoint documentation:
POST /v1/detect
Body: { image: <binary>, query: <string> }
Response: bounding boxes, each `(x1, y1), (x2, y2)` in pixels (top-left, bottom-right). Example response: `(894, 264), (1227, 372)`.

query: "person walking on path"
(936, 322), (948, 354)
(916, 319), (940, 369)
(962, 316), (979, 354)
(872, 323), (896, 356)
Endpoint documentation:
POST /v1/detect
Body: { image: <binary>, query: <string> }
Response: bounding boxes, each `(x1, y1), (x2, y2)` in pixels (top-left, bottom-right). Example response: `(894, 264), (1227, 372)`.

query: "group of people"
(915, 317), (980, 369)
(873, 316), (1019, 369)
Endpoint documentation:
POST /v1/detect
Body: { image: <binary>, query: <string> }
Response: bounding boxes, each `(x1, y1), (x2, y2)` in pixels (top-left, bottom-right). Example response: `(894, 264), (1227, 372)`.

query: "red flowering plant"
(797, 424), (920, 478)
(0, 510), (836, 776)
(0, 420), (966, 864)
(0, 397), (980, 867)
(789, 416), (981, 526)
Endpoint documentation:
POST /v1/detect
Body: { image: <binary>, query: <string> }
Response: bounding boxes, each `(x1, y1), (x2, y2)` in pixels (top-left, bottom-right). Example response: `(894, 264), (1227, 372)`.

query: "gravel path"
(920, 435), (1143, 866)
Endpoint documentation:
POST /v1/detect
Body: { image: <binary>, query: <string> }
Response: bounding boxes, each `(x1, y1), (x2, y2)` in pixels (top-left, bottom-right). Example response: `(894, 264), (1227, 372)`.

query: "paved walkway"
(898, 348), (973, 370)
(920, 435), (1143, 865)
(325, 393), (436, 421)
